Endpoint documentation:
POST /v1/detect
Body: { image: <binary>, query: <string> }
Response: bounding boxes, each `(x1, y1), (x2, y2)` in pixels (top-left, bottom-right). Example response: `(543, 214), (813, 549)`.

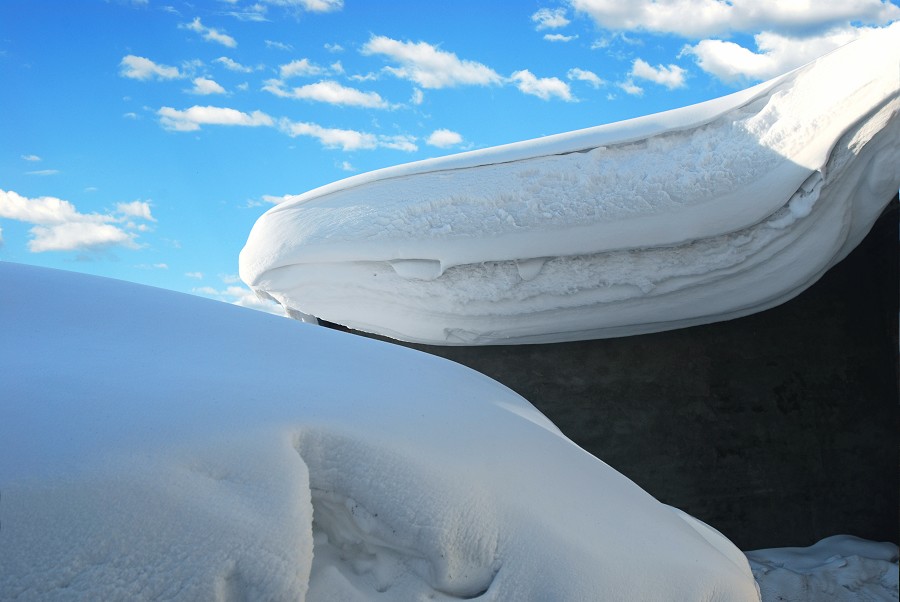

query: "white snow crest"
(240, 23), (900, 345)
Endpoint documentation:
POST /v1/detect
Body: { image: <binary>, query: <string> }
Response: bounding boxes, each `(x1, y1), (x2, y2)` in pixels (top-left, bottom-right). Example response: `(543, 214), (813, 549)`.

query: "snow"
(0, 261), (761, 600)
(748, 535), (899, 601)
(240, 23), (900, 345)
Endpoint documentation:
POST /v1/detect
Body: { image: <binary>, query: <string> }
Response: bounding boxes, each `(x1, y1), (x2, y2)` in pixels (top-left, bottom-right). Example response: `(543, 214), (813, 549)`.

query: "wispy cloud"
(617, 79), (644, 96)
(278, 119), (417, 152)
(630, 58), (686, 89)
(120, 55), (182, 80)
(543, 33), (578, 42)
(265, 39), (293, 51)
(21, 154), (41, 162)
(188, 76), (227, 95)
(532, 7), (570, 29)
(214, 56), (255, 72)
(510, 70), (574, 101)
(185, 271), (204, 279)
(426, 128), (463, 148)
(361, 35), (502, 89)
(261, 0), (343, 13)
(182, 17), (237, 48)
(193, 282), (287, 316)
(0, 189), (154, 252)
(158, 106), (274, 131)
(567, 67), (604, 88)
(26, 169), (60, 176)
(263, 79), (388, 108)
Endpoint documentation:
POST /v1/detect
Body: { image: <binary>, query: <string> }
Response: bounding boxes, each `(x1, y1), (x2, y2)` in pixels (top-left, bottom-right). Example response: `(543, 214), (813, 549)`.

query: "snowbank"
(748, 535), (899, 601)
(240, 23), (900, 345)
(0, 262), (760, 600)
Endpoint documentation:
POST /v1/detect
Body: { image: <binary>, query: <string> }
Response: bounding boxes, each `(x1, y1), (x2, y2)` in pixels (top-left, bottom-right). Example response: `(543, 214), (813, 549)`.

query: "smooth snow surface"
(748, 535), (899, 601)
(241, 24), (900, 345)
(0, 262), (760, 600)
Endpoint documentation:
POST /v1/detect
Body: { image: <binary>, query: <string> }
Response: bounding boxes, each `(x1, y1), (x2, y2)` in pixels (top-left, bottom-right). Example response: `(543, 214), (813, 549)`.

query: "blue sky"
(2, 0), (898, 313)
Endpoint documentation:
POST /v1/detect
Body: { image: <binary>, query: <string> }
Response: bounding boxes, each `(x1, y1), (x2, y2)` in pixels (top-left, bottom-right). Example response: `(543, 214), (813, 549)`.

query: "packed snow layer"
(240, 23), (900, 345)
(748, 535), (899, 601)
(0, 262), (760, 600)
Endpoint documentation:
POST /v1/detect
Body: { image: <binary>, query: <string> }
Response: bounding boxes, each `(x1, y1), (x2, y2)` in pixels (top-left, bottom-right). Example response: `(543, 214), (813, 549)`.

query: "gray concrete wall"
(342, 197), (898, 551)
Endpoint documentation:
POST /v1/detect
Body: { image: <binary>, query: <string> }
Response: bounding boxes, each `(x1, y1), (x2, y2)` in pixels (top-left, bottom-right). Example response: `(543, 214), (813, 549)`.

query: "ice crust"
(748, 535), (900, 601)
(240, 23), (900, 345)
(0, 262), (761, 600)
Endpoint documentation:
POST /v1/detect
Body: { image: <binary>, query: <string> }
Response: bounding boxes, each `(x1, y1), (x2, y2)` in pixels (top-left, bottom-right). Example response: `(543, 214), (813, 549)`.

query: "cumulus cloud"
(182, 17), (237, 47)
(116, 200), (156, 221)
(120, 55), (182, 80)
(188, 76), (227, 95)
(567, 67), (604, 88)
(630, 58), (686, 88)
(511, 70), (574, 101)
(158, 106), (274, 131)
(278, 119), (417, 152)
(279, 58), (325, 78)
(0, 189), (155, 253)
(426, 128), (463, 148)
(532, 7), (571, 29)
(263, 79), (388, 107)
(618, 79), (644, 96)
(682, 26), (868, 82)
(361, 35), (502, 89)
(568, 0), (900, 38)
(215, 56), (254, 72)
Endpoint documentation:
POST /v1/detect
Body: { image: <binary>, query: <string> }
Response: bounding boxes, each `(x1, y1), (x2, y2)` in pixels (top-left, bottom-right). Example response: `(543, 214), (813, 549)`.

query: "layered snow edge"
(240, 23), (900, 345)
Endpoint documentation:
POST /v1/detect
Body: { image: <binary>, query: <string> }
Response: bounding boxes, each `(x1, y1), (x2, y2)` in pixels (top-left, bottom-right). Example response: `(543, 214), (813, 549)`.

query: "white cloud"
(158, 106), (274, 131)
(263, 79), (388, 108)
(225, 3), (268, 21)
(192, 283), (287, 316)
(26, 169), (60, 176)
(261, 0), (343, 12)
(188, 76), (227, 95)
(185, 271), (204, 279)
(0, 189), (144, 253)
(120, 55), (182, 80)
(182, 17), (237, 48)
(630, 58), (686, 89)
(324, 42), (344, 53)
(21, 154), (41, 162)
(568, 0), (900, 38)
(361, 35), (502, 89)
(682, 26), (868, 82)
(617, 79), (644, 96)
(426, 129), (463, 148)
(339, 161), (355, 171)
(279, 58), (325, 78)
(265, 39), (293, 51)
(532, 7), (571, 29)
(567, 67), (604, 88)
(510, 70), (574, 101)
(261, 194), (295, 204)
(410, 88), (424, 105)
(278, 119), (418, 152)
(215, 56), (254, 72)
(116, 200), (156, 222)
(544, 33), (578, 42)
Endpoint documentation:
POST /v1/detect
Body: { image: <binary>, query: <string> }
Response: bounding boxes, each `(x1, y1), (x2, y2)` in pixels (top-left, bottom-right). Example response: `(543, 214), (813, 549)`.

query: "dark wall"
(344, 197), (898, 551)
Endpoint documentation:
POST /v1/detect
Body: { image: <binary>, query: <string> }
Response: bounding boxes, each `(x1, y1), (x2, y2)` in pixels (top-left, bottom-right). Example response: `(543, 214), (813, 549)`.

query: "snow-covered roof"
(240, 23), (900, 345)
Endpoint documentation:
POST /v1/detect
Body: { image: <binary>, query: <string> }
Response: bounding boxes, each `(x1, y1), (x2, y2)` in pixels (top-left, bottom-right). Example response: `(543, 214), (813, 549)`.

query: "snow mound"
(747, 535), (899, 601)
(240, 23), (900, 345)
(0, 262), (760, 600)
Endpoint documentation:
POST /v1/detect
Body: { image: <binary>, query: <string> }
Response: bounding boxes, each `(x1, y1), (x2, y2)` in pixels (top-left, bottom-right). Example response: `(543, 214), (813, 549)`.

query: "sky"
(2, 0), (898, 315)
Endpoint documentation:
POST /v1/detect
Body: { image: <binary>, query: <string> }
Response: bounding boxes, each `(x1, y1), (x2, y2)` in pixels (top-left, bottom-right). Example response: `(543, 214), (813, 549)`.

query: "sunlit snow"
(0, 262), (760, 600)
(241, 23), (900, 345)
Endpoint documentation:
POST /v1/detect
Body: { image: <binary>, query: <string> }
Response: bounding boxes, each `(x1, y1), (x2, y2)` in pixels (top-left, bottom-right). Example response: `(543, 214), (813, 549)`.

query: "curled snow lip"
(240, 24), (900, 345)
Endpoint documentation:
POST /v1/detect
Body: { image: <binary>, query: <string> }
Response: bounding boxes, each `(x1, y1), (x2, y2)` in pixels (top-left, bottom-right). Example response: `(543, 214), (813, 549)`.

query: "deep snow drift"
(241, 24), (900, 345)
(0, 262), (760, 600)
